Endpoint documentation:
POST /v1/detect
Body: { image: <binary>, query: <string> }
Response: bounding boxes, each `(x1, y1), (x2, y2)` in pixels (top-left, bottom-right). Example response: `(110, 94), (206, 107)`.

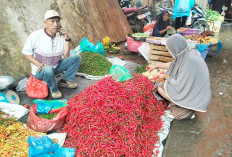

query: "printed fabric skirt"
(157, 82), (195, 120)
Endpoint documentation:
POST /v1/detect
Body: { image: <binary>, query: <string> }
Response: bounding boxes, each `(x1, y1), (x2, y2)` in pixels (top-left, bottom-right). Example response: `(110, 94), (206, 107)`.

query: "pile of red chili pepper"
(63, 74), (168, 156)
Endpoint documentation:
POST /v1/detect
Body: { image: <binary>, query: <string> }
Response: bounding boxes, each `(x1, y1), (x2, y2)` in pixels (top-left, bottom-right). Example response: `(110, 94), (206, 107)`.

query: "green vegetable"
(37, 113), (58, 120)
(79, 52), (112, 76)
(132, 33), (149, 37)
(135, 65), (147, 74)
(206, 9), (222, 22)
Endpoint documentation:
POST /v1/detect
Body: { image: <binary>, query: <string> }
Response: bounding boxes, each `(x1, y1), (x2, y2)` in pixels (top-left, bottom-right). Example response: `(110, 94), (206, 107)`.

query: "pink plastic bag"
(27, 105), (69, 133)
(126, 35), (143, 53)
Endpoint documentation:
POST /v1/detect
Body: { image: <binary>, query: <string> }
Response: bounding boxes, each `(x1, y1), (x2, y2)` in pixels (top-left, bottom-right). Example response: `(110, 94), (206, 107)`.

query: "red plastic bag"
(143, 21), (156, 32)
(26, 74), (48, 99)
(26, 104), (69, 133)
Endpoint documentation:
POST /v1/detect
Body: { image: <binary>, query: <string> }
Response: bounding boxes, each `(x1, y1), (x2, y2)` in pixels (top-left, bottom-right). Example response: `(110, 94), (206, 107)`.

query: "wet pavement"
(15, 24), (232, 157)
(163, 24), (232, 157)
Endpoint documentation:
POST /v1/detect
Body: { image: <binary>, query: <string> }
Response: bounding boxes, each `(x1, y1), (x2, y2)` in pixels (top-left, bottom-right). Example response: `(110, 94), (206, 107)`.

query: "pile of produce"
(102, 37), (120, 54)
(37, 113), (58, 120)
(184, 35), (218, 44)
(206, 9), (223, 22)
(135, 65), (147, 74)
(142, 68), (168, 82)
(63, 74), (168, 156)
(0, 110), (45, 156)
(132, 33), (149, 37)
(200, 30), (215, 36)
(78, 52), (112, 76)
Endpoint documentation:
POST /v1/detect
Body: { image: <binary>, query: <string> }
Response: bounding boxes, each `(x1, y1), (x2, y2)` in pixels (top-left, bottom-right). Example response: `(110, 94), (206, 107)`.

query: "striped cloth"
(170, 104), (194, 120)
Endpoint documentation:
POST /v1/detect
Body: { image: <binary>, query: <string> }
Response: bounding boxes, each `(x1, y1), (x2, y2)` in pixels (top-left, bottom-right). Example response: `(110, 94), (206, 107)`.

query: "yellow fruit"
(114, 47), (120, 50)
(102, 37), (111, 46)
(104, 46), (110, 49)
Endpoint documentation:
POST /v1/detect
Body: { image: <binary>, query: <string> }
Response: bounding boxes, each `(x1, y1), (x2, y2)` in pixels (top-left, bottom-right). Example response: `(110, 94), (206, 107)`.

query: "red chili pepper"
(62, 74), (168, 156)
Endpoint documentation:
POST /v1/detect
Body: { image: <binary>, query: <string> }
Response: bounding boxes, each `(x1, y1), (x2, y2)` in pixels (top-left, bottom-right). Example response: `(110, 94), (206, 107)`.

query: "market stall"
(134, 27), (222, 62)
(177, 28), (223, 59)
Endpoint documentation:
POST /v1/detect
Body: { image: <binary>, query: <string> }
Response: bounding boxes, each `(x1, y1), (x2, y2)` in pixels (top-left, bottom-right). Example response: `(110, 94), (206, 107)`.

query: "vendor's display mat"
(148, 44), (174, 64)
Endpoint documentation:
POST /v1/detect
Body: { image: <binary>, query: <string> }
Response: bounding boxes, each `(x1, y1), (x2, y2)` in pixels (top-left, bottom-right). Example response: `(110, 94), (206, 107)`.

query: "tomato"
(146, 66), (150, 70)
(24, 104), (29, 109)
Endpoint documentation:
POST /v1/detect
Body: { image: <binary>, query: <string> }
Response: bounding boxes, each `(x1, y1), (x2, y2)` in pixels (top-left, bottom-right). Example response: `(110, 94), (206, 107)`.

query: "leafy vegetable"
(206, 9), (222, 22)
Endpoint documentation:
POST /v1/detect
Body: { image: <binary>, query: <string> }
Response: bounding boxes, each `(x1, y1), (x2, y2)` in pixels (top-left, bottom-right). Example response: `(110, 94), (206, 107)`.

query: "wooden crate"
(148, 44), (174, 64)
(150, 44), (168, 51)
(149, 54), (174, 63)
(149, 49), (172, 57)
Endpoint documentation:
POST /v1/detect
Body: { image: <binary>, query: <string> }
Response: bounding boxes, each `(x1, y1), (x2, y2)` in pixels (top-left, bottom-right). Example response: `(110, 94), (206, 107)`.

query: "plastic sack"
(93, 41), (106, 56)
(26, 74), (48, 99)
(27, 136), (76, 157)
(143, 21), (156, 33)
(80, 37), (106, 56)
(126, 35), (143, 53)
(27, 136), (59, 157)
(173, 0), (194, 19)
(54, 147), (76, 157)
(26, 104), (69, 133)
(37, 101), (53, 114)
(110, 65), (133, 81)
(33, 99), (68, 111)
(80, 37), (95, 52)
(16, 77), (28, 91)
(138, 43), (150, 61)
(0, 102), (29, 120)
(35, 100), (68, 114)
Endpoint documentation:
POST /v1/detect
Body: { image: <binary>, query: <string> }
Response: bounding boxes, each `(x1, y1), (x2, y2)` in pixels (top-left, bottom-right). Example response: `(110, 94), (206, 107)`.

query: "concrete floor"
(163, 24), (232, 157)
(16, 24), (232, 157)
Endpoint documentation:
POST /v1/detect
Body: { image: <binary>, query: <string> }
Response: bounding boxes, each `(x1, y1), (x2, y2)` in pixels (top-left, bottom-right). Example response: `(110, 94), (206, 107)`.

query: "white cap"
(44, 10), (60, 20)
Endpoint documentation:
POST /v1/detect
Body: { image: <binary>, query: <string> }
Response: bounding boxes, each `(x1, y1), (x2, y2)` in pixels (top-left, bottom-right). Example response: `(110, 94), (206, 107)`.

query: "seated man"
(22, 10), (81, 99)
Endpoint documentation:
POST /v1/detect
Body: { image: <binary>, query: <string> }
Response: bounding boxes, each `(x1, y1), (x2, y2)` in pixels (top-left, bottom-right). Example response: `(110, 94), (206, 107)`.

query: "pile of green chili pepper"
(78, 52), (112, 76)
(37, 113), (58, 120)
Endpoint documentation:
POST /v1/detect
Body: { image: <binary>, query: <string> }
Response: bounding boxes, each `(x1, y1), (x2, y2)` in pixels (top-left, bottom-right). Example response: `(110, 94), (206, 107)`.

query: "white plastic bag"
(138, 43), (150, 61)
(0, 102), (29, 119)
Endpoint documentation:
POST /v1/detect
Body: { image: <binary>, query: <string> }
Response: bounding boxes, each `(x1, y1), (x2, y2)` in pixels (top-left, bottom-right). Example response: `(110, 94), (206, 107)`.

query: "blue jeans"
(35, 54), (81, 92)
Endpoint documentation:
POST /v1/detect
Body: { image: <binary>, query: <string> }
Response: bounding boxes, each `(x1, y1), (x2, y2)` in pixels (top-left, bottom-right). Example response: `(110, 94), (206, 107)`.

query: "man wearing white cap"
(22, 10), (81, 99)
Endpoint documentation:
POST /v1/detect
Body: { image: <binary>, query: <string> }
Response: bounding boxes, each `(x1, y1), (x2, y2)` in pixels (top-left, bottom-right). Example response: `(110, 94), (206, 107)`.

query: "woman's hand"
(147, 64), (158, 72)
(166, 26), (172, 30)
(147, 62), (171, 71)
